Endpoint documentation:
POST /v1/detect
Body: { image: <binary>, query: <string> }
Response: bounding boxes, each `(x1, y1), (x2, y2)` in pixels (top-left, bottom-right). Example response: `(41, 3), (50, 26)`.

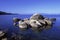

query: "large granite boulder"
(30, 19), (42, 28)
(30, 13), (44, 20)
(29, 19), (44, 31)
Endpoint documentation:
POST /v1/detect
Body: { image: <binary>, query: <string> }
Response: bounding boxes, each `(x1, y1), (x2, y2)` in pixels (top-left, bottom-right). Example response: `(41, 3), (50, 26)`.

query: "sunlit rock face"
(29, 19), (44, 31)
(30, 13), (44, 20)
(30, 19), (42, 28)
(24, 18), (30, 25)
(13, 13), (56, 31)
(18, 21), (28, 30)
(29, 13), (46, 31)
(18, 20), (31, 30)
(19, 21), (28, 29)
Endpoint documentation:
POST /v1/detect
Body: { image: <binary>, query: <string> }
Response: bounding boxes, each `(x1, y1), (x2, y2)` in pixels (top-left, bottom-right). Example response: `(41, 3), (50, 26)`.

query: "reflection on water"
(0, 15), (60, 40)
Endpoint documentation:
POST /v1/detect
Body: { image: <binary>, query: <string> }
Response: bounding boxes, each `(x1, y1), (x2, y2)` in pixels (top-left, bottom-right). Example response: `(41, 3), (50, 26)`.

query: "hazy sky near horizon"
(0, 0), (60, 14)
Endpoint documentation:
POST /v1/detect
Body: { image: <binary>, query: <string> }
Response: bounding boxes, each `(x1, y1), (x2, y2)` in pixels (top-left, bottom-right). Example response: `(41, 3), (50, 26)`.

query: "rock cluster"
(13, 13), (56, 31)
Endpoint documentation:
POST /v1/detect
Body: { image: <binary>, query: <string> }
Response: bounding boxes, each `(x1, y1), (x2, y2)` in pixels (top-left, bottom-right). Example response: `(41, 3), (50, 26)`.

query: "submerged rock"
(0, 31), (5, 37)
(50, 18), (56, 21)
(1, 38), (7, 40)
(0, 30), (8, 40)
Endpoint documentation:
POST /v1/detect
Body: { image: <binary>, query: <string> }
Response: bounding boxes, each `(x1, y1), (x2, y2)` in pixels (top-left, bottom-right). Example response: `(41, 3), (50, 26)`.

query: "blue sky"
(0, 0), (60, 14)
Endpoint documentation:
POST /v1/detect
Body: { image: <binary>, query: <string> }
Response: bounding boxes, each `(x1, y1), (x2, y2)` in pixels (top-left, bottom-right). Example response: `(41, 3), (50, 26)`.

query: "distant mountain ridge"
(0, 11), (60, 17)
(0, 11), (17, 15)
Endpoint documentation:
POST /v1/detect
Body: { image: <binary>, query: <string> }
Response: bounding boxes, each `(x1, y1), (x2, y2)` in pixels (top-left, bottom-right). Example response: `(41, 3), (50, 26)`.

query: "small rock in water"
(2, 38), (7, 40)
(50, 18), (56, 21)
(13, 18), (22, 26)
(0, 31), (5, 37)
(13, 18), (21, 22)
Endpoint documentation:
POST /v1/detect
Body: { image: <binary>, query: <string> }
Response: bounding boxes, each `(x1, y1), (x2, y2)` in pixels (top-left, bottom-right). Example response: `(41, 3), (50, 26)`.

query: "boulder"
(30, 19), (42, 29)
(30, 19), (42, 27)
(18, 21), (29, 30)
(30, 13), (44, 20)
(24, 18), (30, 25)
(29, 19), (45, 32)
(13, 18), (22, 26)
(13, 18), (21, 22)
(44, 19), (52, 26)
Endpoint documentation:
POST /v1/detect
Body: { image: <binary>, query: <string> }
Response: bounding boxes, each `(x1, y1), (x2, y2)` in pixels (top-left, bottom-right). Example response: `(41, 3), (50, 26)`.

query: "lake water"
(0, 15), (60, 40)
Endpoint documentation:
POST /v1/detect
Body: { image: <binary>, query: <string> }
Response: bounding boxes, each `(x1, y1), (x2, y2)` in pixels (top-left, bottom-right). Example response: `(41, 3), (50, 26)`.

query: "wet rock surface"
(0, 30), (8, 40)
